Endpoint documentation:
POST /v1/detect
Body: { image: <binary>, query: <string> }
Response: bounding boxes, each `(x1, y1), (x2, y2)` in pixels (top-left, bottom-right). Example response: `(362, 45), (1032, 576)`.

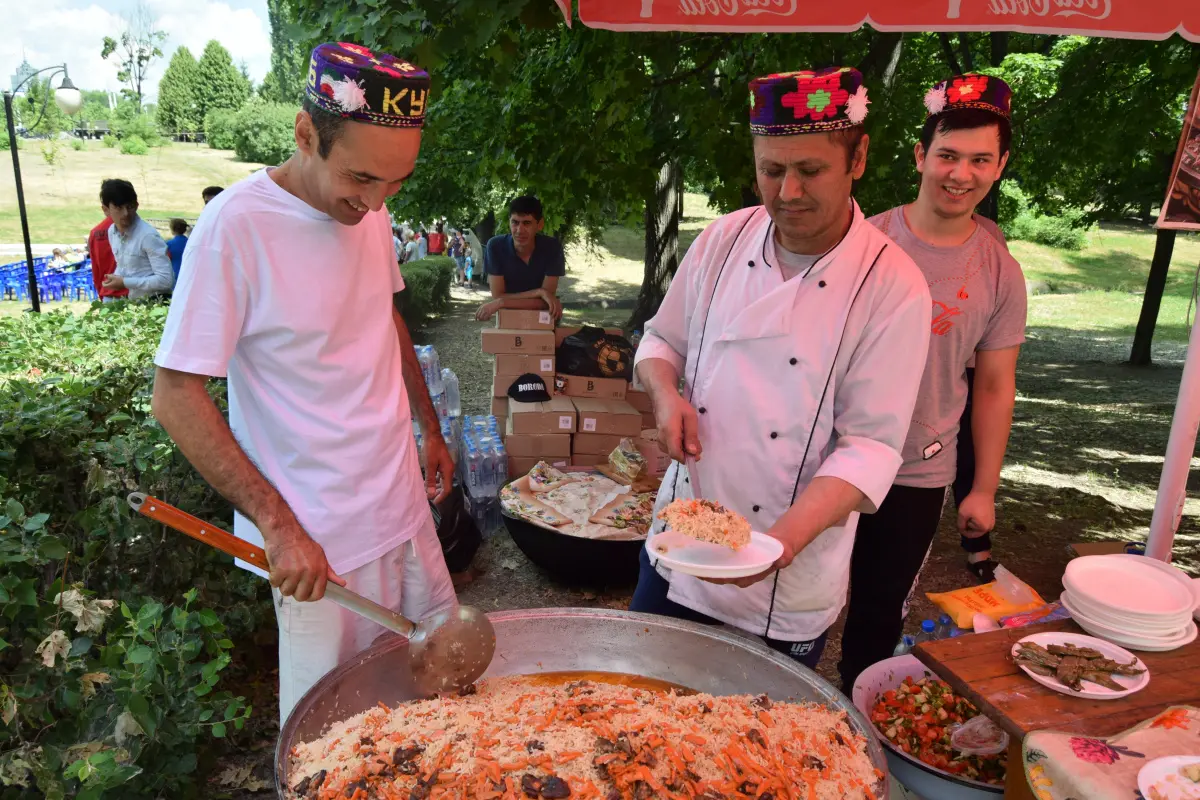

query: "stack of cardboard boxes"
(482, 317), (664, 479)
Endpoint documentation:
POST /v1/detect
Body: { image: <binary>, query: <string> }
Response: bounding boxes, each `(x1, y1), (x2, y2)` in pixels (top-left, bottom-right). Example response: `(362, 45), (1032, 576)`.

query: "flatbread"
(527, 461), (573, 493)
(499, 482), (573, 527)
(589, 492), (655, 531)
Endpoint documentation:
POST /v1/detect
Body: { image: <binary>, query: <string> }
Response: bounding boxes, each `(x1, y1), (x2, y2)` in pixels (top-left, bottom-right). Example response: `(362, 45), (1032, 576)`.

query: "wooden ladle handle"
(127, 492), (269, 571)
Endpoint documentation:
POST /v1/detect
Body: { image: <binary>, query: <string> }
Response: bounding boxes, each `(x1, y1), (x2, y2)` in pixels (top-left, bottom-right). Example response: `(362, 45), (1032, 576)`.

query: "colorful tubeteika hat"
(923, 74), (1012, 120)
(749, 67), (870, 136)
(305, 42), (429, 128)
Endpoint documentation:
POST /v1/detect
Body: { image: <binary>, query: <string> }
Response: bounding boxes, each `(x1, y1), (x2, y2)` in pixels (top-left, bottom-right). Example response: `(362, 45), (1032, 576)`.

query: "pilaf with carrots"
(287, 676), (881, 799)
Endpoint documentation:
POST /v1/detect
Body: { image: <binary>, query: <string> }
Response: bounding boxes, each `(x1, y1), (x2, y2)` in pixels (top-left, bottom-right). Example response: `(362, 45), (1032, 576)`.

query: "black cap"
(508, 373), (551, 403)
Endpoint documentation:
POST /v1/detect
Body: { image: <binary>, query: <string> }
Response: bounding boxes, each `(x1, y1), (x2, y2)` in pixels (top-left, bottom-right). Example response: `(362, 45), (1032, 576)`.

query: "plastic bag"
(557, 326), (635, 379)
(949, 716), (1009, 756)
(926, 567), (1046, 629)
(430, 485), (481, 573)
(999, 601), (1073, 629)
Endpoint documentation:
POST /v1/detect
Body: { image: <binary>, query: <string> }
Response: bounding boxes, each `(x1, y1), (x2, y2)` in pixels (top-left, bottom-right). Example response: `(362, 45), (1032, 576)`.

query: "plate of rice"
(647, 499), (783, 578)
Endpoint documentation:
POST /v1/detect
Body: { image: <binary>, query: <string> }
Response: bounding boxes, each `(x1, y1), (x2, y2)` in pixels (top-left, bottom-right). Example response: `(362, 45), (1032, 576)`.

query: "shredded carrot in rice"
(286, 676), (880, 800)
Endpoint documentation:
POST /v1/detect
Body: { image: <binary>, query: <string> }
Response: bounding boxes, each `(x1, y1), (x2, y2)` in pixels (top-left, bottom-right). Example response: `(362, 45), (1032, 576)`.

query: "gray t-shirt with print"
(869, 207), (1027, 488)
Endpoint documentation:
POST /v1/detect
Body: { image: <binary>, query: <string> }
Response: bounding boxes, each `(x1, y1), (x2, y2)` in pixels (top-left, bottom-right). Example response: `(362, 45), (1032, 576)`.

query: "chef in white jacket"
(630, 67), (933, 669)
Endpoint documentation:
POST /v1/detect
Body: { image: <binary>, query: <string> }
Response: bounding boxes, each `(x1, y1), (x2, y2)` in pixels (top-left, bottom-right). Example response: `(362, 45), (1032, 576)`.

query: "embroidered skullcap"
(923, 73), (1012, 120)
(305, 42), (429, 128)
(749, 67), (870, 136)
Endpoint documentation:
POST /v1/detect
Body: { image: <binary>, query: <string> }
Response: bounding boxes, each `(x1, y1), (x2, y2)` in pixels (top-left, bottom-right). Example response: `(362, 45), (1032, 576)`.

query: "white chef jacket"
(635, 202), (932, 641)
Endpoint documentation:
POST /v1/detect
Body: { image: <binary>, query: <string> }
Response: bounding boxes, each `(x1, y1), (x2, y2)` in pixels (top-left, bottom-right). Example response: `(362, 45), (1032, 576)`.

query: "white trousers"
(272, 518), (458, 725)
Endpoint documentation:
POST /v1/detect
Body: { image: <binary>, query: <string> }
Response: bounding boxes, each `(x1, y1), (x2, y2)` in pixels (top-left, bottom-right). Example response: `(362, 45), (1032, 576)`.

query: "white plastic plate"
(1138, 755), (1200, 800)
(1011, 631), (1149, 700)
(1064, 555), (1195, 618)
(646, 529), (783, 579)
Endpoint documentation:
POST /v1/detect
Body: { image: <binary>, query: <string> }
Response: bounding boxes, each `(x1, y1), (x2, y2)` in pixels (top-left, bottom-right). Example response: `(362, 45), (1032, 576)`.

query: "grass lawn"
(0, 140), (263, 243)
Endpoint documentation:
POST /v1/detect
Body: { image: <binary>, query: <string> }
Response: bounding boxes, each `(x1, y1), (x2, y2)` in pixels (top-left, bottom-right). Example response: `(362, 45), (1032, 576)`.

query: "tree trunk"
(989, 32), (1010, 67)
(628, 160), (683, 333)
(473, 209), (496, 271)
(1130, 229), (1178, 366)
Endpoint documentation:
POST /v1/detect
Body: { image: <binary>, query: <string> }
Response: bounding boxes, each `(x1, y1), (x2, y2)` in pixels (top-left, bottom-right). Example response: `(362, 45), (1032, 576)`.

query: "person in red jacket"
(427, 221), (447, 255)
(87, 214), (127, 300)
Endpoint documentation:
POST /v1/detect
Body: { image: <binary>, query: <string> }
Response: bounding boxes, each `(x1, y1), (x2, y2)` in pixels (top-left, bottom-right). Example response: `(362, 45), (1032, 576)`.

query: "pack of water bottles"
(893, 614), (964, 656)
(414, 345), (462, 423)
(458, 415), (507, 537)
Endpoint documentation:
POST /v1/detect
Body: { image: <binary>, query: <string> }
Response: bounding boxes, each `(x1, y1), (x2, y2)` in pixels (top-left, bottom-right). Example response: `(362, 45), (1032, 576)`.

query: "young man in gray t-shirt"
(840, 75), (1027, 691)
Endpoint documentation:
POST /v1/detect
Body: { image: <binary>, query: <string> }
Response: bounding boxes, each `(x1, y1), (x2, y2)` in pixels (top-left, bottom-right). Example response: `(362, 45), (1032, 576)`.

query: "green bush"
(230, 102), (298, 166)
(0, 304), (269, 797)
(119, 135), (149, 156)
(71, 138), (86, 152)
(397, 256), (456, 325)
(110, 113), (163, 148)
(204, 108), (238, 151)
(1005, 206), (1089, 251)
(997, 180), (1029, 229)
(102, 134), (117, 149)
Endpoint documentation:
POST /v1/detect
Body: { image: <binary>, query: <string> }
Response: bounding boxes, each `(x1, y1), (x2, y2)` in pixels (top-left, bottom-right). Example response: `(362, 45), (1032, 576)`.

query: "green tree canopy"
(262, 0), (308, 104)
(156, 46), (202, 133)
(17, 78), (71, 136)
(196, 40), (250, 121)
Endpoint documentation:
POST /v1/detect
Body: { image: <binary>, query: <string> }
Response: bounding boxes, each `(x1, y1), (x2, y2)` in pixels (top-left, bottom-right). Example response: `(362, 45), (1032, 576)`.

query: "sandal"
(967, 558), (998, 583)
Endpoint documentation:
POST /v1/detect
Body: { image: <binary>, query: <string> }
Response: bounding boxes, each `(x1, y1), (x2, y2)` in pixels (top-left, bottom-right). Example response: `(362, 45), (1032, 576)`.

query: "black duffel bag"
(556, 326), (635, 380)
(430, 484), (480, 573)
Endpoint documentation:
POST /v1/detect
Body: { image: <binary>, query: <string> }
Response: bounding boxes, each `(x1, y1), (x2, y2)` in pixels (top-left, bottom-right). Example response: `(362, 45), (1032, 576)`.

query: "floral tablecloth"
(1024, 706), (1200, 799)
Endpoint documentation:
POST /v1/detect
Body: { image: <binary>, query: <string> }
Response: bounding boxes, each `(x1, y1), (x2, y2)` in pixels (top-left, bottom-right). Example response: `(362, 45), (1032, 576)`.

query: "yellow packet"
(927, 581), (1046, 629)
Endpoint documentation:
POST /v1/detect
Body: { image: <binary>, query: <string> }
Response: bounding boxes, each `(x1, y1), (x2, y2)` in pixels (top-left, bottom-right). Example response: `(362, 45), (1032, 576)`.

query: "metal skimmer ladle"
(127, 493), (496, 697)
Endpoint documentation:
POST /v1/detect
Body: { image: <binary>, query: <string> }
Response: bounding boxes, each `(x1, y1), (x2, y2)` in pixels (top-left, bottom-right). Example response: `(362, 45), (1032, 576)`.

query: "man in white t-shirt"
(152, 43), (454, 723)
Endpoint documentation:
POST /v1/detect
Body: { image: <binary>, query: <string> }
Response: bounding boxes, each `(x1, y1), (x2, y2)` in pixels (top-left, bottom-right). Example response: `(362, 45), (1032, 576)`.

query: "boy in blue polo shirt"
(475, 195), (565, 321)
(166, 218), (189, 277)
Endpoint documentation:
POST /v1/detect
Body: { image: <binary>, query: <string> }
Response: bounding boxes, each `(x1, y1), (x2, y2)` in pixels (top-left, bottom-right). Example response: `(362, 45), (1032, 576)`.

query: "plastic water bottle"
(442, 368), (461, 417)
(935, 614), (954, 640)
(493, 440), (508, 486)
(464, 444), (481, 496)
(426, 347), (444, 394)
(913, 619), (937, 645)
(893, 635), (916, 656)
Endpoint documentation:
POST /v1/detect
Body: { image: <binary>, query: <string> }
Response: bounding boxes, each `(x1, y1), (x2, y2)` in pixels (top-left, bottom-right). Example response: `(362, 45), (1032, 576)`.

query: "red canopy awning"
(565, 0), (1198, 42)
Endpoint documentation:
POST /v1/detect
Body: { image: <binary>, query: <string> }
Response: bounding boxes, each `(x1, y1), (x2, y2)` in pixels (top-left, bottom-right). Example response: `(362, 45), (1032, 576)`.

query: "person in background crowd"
(152, 43), (455, 725)
(166, 219), (189, 278)
(629, 67), (931, 672)
(838, 74), (1026, 692)
(100, 179), (174, 299)
(462, 239), (475, 287)
(449, 230), (465, 285)
(87, 209), (126, 301)
(48, 248), (71, 270)
(475, 195), (564, 321)
(427, 221), (447, 256)
(202, 186), (224, 205)
(404, 231), (419, 264)
(416, 229), (429, 260)
(398, 226), (412, 263)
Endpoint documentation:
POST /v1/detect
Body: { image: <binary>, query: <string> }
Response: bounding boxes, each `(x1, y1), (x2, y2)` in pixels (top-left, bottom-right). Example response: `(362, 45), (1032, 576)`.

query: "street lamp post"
(3, 65), (82, 313)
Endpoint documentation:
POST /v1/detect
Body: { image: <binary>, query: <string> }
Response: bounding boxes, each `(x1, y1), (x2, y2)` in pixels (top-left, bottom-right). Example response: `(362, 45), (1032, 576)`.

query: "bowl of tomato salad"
(852, 654), (1005, 798)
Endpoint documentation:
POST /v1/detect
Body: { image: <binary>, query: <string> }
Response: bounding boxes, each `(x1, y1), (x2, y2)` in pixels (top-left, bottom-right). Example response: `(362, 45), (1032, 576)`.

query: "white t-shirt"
(154, 169), (427, 576)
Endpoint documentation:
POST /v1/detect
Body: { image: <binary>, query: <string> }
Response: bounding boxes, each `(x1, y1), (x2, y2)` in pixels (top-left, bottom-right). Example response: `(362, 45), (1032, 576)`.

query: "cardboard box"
(495, 353), (556, 378)
(554, 326), (624, 348)
(491, 397), (509, 419)
(504, 433), (572, 459)
(635, 429), (671, 476)
(509, 455), (569, 478)
(625, 389), (653, 413)
(572, 433), (626, 455)
(569, 454), (608, 467)
(641, 411), (657, 430)
(496, 309), (555, 330)
(557, 374), (628, 401)
(508, 396), (577, 434)
(482, 328), (555, 355)
(572, 398), (642, 437)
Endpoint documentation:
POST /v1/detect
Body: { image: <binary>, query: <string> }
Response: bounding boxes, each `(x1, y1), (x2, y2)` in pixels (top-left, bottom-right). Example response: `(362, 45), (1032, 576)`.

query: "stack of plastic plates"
(1060, 554), (1198, 651)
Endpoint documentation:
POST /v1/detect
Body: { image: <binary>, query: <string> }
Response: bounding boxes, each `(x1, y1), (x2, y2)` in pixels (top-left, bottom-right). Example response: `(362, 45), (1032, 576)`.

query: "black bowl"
(500, 475), (645, 586)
